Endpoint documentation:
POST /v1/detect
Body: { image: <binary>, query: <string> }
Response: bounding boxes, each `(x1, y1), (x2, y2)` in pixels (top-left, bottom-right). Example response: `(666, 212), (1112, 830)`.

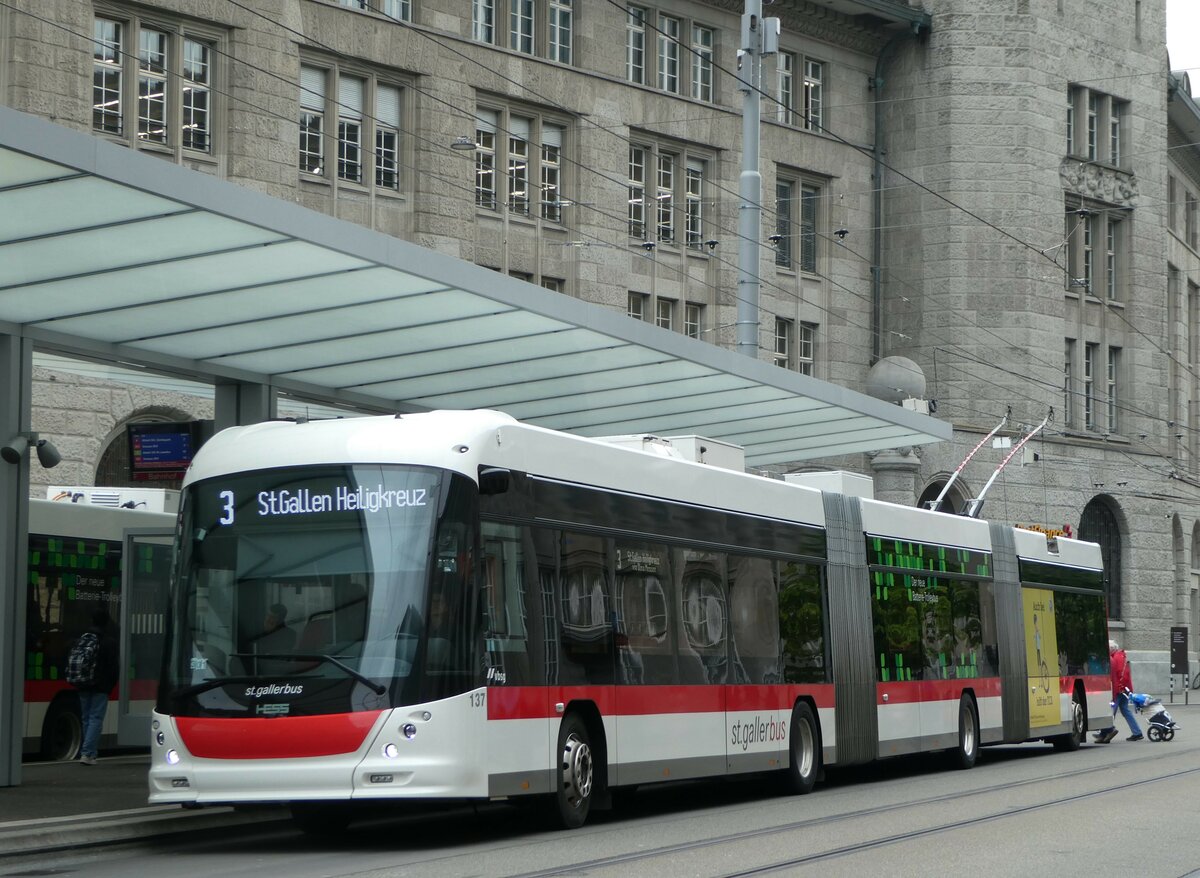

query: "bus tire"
(41, 693), (82, 762)
(552, 714), (594, 829)
(1052, 689), (1085, 751)
(783, 702), (820, 795)
(953, 695), (979, 770)
(290, 802), (353, 836)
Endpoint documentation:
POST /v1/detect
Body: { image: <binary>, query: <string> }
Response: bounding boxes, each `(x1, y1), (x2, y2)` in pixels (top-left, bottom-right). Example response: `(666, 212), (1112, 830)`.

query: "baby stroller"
(1127, 691), (1179, 742)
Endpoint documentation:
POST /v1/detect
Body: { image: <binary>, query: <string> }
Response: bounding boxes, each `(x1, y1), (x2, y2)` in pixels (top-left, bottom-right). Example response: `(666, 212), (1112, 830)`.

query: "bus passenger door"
(117, 528), (174, 747)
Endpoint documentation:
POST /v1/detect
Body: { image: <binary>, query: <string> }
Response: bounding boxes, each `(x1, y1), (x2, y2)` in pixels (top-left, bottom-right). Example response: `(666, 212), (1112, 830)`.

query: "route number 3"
(218, 490), (235, 525)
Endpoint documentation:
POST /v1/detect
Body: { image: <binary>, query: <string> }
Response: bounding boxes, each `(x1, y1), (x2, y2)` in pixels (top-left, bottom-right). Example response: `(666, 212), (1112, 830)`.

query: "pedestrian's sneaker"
(1099, 728), (1118, 743)
(79, 754), (97, 765)
(1127, 734), (1144, 741)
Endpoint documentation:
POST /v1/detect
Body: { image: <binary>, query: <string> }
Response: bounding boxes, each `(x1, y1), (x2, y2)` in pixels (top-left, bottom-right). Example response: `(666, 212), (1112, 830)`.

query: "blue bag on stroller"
(1127, 692), (1179, 742)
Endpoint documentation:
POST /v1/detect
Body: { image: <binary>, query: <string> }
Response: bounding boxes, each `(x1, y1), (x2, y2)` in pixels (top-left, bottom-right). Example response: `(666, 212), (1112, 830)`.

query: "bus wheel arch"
(953, 691), (979, 770)
(783, 698), (821, 795)
(552, 702), (604, 829)
(1052, 681), (1086, 751)
(41, 691), (82, 762)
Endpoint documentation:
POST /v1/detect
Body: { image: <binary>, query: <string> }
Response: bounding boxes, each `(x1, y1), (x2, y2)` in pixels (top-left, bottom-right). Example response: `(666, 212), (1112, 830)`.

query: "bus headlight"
(165, 749), (181, 765)
(402, 723), (417, 740)
(383, 743), (399, 759)
(156, 731), (165, 746)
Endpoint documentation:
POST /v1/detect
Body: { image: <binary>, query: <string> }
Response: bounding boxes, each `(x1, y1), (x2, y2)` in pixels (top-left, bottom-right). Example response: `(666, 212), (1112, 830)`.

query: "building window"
(541, 277), (564, 293)
(475, 107), (568, 220)
(1079, 498), (1122, 618)
(1070, 91), (1080, 158)
(339, 0), (411, 19)
(775, 52), (825, 130)
(1067, 85), (1126, 166)
(1168, 176), (1179, 231)
(684, 303), (703, 339)
(1188, 193), (1198, 250)
(474, 0), (571, 62)
(473, 0), (494, 42)
(628, 292), (649, 321)
(776, 175), (821, 272)
(1064, 339), (1075, 428)
(803, 60), (823, 132)
(336, 75), (365, 183)
(1084, 342), (1097, 430)
(774, 318), (794, 369)
(655, 298), (675, 330)
(299, 66), (326, 174)
(629, 142), (709, 247)
(657, 15), (680, 93)
(691, 25), (713, 102)
(93, 13), (218, 154)
(627, 6), (647, 84)
(626, 7), (714, 100)
(775, 181), (792, 267)
(300, 63), (405, 192)
(797, 322), (816, 376)
(776, 53), (794, 125)
(1107, 346), (1120, 432)
(1066, 203), (1123, 300)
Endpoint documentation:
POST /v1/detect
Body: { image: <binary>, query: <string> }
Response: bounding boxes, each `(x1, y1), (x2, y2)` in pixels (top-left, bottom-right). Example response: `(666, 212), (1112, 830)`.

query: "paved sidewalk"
(0, 754), (287, 857)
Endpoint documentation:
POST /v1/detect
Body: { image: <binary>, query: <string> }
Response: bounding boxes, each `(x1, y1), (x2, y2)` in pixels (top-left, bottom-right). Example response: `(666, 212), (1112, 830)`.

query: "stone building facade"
(2, 0), (1197, 686)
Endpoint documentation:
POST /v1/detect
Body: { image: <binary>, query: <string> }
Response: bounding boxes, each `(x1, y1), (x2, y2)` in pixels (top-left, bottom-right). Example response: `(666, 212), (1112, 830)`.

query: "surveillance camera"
(704, 239), (719, 250)
(641, 241), (656, 251)
(768, 234), (783, 245)
(834, 228), (848, 240)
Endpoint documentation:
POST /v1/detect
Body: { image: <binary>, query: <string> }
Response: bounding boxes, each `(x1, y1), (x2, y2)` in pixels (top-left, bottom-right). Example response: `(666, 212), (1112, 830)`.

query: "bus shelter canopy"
(0, 107), (948, 467)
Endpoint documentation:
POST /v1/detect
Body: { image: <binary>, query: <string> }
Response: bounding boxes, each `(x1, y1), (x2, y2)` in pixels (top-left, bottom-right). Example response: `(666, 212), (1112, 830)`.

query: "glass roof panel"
(40, 267), (435, 342)
(350, 342), (657, 396)
(0, 176), (186, 243)
(0, 150), (75, 188)
(229, 309), (577, 375)
(540, 386), (810, 431)
(411, 358), (713, 409)
(0, 212), (284, 288)
(0, 241), (370, 324)
(509, 373), (757, 419)
(290, 327), (615, 386)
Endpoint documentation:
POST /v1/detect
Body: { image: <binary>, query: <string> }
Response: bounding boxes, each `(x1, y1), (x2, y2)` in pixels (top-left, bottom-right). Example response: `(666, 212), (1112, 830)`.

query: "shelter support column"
(868, 446), (920, 506)
(214, 381), (277, 432)
(0, 334), (32, 787)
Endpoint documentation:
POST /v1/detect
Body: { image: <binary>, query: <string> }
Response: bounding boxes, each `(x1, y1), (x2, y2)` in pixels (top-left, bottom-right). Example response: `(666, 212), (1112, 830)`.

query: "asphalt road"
(4, 724), (1198, 878)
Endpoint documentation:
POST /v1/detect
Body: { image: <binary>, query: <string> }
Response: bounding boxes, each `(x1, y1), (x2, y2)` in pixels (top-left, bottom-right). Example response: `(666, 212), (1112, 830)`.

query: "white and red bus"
(26, 495), (175, 759)
(149, 410), (1110, 830)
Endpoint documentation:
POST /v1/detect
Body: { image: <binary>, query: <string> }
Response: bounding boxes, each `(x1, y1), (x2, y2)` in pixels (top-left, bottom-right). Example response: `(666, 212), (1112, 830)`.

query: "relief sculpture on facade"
(1059, 159), (1139, 206)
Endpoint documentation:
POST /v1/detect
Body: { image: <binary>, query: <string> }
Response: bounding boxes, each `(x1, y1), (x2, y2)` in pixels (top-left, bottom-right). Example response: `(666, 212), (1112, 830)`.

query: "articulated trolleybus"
(151, 410), (1110, 830)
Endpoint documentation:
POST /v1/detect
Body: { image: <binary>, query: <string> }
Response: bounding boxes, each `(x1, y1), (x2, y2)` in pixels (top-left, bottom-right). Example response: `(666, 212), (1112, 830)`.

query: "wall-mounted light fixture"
(450, 135), (476, 151)
(1, 432), (62, 468)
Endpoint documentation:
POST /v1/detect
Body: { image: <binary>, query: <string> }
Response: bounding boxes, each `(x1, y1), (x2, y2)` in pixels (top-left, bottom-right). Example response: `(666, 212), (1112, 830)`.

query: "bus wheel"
(953, 695), (979, 770)
(41, 695), (82, 762)
(783, 702), (820, 795)
(1052, 690), (1085, 751)
(290, 802), (353, 836)
(553, 714), (594, 829)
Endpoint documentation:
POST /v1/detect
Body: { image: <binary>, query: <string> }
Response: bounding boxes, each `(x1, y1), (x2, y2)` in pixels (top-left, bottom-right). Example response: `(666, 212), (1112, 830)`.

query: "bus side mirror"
(478, 467), (511, 496)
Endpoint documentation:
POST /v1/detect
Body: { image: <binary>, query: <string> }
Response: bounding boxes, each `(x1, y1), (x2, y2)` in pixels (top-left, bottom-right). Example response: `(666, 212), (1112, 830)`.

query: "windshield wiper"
(233, 652), (388, 695)
(177, 654), (387, 698)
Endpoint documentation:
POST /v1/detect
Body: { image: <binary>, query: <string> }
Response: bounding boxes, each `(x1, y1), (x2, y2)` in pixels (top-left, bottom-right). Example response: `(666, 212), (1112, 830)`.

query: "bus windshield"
(157, 464), (479, 717)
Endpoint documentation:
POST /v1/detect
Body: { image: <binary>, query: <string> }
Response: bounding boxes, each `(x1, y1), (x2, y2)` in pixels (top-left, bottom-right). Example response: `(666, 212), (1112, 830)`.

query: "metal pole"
(735, 1), (777, 358)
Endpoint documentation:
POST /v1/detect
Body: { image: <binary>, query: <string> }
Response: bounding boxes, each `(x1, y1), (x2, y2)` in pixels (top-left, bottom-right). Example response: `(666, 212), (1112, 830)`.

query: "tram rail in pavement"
(0, 754), (288, 858)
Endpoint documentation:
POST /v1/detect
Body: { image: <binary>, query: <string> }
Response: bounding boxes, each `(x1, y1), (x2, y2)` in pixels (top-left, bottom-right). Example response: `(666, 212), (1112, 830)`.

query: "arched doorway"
(1079, 497), (1123, 619)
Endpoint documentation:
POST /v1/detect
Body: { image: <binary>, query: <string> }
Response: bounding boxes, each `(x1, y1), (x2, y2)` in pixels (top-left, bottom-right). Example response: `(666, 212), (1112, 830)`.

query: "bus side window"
(481, 521), (538, 685)
(728, 555), (781, 685)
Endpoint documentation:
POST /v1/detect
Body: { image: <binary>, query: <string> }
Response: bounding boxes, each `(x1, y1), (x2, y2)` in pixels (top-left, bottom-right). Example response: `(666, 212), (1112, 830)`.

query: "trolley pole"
(735, 1), (778, 358)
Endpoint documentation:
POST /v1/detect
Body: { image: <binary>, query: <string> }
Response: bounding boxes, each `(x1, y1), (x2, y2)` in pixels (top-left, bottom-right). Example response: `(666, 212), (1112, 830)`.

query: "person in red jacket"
(1093, 639), (1142, 743)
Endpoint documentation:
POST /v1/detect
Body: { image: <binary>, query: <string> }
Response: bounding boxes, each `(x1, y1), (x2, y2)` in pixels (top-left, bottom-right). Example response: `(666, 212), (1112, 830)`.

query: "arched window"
(917, 479), (968, 515)
(1079, 497), (1122, 619)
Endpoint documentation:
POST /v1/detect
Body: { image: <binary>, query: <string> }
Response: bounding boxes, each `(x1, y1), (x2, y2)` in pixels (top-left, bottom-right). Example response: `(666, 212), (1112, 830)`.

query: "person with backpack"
(68, 608), (120, 765)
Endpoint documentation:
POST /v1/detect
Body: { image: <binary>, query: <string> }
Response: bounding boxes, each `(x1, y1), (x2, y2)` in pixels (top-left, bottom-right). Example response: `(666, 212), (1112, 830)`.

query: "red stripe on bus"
(25, 679), (161, 702)
(875, 678), (1005, 705)
(176, 711), (383, 759)
(486, 684), (837, 720)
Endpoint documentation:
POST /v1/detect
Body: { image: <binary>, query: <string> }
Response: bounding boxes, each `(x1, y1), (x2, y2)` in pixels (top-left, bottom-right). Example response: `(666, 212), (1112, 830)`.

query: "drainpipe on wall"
(870, 21), (924, 364)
